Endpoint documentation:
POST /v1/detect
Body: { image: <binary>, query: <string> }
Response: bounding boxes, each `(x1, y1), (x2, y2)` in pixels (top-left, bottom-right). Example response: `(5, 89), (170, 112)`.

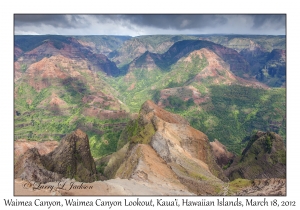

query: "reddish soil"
(14, 139), (59, 160)
(186, 49), (236, 85)
(83, 107), (128, 120)
(210, 140), (235, 167)
(123, 72), (135, 82)
(14, 47), (23, 58)
(158, 86), (209, 107)
(142, 100), (189, 125)
(14, 62), (24, 82)
(48, 93), (67, 106)
(127, 82), (135, 90)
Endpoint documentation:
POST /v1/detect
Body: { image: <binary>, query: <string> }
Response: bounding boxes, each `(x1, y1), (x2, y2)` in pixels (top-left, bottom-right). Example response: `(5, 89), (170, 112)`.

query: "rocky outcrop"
(14, 129), (97, 183)
(235, 178), (286, 196)
(224, 131), (286, 180)
(104, 100), (228, 195)
(114, 144), (191, 194)
(14, 148), (63, 183)
(14, 139), (58, 160)
(210, 139), (235, 167)
(14, 106), (287, 196)
(43, 129), (97, 182)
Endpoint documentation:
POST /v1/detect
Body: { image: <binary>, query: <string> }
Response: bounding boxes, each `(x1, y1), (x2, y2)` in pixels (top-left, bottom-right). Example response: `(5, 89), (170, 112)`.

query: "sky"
(14, 14), (286, 36)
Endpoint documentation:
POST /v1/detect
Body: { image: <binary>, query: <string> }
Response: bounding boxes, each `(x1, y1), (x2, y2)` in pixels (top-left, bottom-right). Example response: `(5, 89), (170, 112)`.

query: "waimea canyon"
(14, 34), (286, 195)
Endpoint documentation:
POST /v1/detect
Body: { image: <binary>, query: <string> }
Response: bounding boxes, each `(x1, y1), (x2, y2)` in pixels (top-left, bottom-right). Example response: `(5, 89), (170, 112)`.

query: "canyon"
(14, 34), (286, 195)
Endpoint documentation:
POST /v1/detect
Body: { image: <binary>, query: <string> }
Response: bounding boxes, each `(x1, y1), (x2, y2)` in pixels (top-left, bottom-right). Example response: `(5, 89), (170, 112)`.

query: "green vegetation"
(101, 52), (207, 112)
(166, 96), (194, 112)
(89, 130), (123, 157)
(102, 47), (285, 155)
(159, 85), (285, 155)
(226, 131), (286, 181)
(273, 150), (286, 164)
(264, 135), (272, 153)
(117, 115), (156, 147)
(14, 34), (286, 160)
(222, 160), (233, 170)
(96, 162), (107, 174)
(14, 71), (129, 158)
(228, 178), (252, 193)
(100, 68), (165, 112)
(188, 171), (208, 181)
(177, 85), (285, 154)
(21, 64), (27, 72)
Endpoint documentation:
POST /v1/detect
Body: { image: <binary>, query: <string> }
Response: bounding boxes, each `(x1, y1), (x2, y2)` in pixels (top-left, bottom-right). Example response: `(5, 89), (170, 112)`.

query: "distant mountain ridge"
(14, 34), (286, 157)
(13, 34), (286, 196)
(126, 40), (249, 74)
(15, 36), (120, 76)
(15, 35), (286, 84)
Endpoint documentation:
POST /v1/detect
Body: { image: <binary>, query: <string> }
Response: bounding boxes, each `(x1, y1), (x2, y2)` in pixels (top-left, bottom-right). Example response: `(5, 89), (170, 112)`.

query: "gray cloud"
(107, 14), (228, 30)
(14, 14), (89, 28)
(14, 14), (286, 35)
(252, 14), (286, 29)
